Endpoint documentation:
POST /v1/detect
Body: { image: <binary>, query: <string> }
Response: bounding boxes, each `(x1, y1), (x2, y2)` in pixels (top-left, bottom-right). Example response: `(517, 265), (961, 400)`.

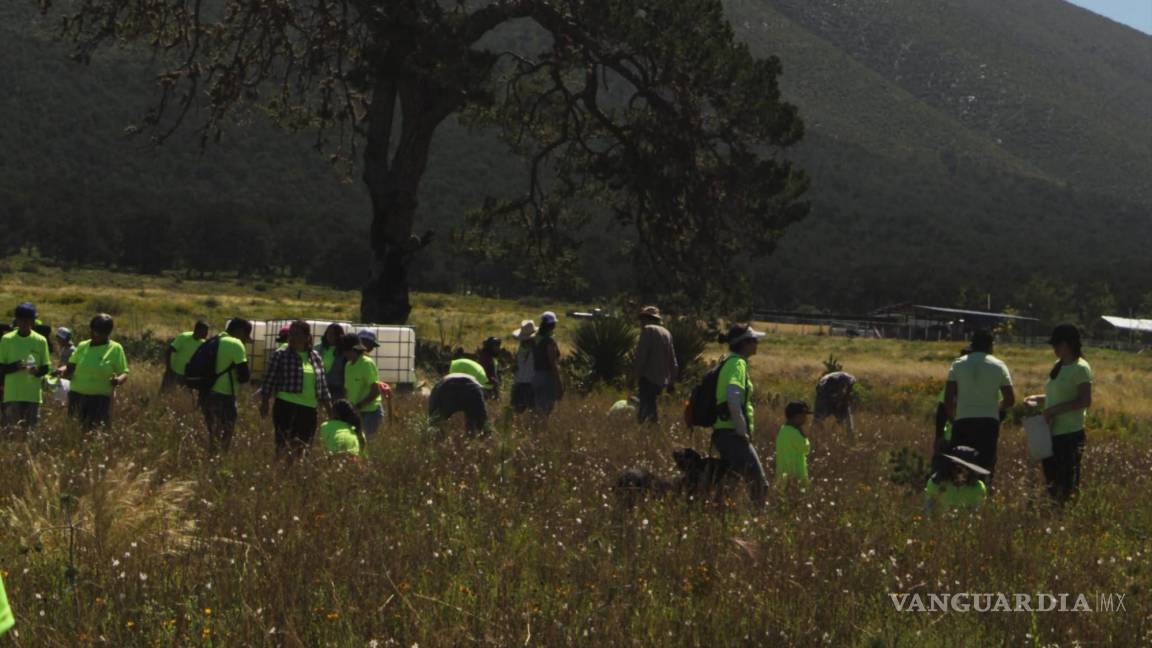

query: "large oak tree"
(38, 0), (808, 322)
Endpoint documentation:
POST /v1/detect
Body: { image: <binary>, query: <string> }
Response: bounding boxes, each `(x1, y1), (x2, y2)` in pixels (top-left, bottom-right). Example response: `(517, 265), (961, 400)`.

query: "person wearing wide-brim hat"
(509, 320), (537, 414)
(713, 323), (769, 504)
(924, 445), (989, 513)
(633, 306), (678, 425)
(1024, 324), (1093, 504)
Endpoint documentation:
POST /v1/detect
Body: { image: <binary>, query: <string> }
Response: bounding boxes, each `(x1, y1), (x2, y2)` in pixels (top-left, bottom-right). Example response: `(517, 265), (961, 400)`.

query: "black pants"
(1042, 430), (1085, 504)
(510, 382), (535, 414)
(950, 418), (1001, 482)
(200, 392), (238, 453)
(273, 399), (318, 458)
(637, 378), (663, 424)
(429, 377), (488, 434)
(68, 392), (112, 430)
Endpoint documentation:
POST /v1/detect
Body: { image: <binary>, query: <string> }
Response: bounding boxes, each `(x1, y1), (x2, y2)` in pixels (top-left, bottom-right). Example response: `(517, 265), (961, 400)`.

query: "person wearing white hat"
(531, 312), (564, 417)
(923, 445), (990, 513)
(509, 320), (537, 413)
(713, 323), (769, 503)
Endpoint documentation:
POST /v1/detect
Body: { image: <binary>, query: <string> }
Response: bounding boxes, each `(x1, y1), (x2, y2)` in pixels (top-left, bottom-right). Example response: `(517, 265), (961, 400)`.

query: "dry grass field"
(0, 263), (1148, 646)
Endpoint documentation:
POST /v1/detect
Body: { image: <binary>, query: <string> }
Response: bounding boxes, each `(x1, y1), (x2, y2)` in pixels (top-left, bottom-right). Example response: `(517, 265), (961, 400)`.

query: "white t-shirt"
(947, 352), (1013, 421)
(514, 345), (535, 385)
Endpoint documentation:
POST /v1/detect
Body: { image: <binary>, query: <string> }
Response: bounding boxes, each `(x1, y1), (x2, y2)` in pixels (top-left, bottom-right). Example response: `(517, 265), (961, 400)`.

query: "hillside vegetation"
(1, 1), (1149, 315)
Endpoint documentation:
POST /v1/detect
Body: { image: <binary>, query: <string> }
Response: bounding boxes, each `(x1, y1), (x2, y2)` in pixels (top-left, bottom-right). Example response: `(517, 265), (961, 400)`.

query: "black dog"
(615, 448), (729, 503)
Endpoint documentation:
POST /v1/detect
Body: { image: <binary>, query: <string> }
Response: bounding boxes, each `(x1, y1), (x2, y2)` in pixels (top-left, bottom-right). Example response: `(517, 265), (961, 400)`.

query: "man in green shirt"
(342, 332), (385, 438)
(162, 320), (209, 392)
(200, 319), (252, 453)
(0, 303), (52, 432)
(943, 330), (1014, 484)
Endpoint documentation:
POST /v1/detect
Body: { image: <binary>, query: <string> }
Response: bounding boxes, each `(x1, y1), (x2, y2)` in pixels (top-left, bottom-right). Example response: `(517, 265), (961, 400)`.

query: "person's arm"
(235, 362), (251, 385)
(633, 330), (650, 385)
(109, 345), (129, 386)
(61, 362), (77, 380)
(943, 380), (958, 422)
(726, 383), (749, 437)
(164, 339), (176, 373)
(1043, 383), (1092, 423)
(549, 341), (564, 399)
(355, 382), (381, 411)
(999, 385), (1016, 411)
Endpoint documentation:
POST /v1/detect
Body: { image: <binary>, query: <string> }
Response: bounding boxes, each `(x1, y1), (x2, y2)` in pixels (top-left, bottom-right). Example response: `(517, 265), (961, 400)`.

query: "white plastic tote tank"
(247, 319), (416, 386)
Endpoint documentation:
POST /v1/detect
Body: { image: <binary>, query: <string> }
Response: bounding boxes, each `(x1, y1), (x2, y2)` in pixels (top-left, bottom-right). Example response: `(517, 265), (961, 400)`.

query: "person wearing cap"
(923, 445), (989, 513)
(813, 370), (857, 439)
(475, 337), (503, 400)
(531, 312), (564, 417)
(1025, 324), (1093, 504)
(342, 331), (385, 438)
(633, 306), (678, 424)
(775, 401), (812, 484)
(161, 320), (210, 392)
(60, 313), (129, 431)
(315, 323), (351, 399)
(260, 320), (332, 459)
(714, 323), (769, 503)
(509, 320), (537, 414)
(943, 330), (1015, 484)
(55, 327), (76, 367)
(428, 359), (492, 435)
(199, 318), (253, 452)
(0, 303), (52, 432)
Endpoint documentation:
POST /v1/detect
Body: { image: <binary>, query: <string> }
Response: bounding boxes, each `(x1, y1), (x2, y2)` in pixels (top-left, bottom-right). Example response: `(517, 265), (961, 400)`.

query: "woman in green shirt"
(319, 399), (365, 457)
(1024, 324), (1093, 504)
(60, 314), (129, 430)
(260, 320), (331, 459)
(923, 445), (989, 513)
(713, 323), (769, 504)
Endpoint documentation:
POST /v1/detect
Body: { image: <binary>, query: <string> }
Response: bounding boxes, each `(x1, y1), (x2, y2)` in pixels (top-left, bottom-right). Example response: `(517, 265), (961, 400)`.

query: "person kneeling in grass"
(923, 445), (989, 514)
(775, 401), (812, 485)
(320, 400), (365, 457)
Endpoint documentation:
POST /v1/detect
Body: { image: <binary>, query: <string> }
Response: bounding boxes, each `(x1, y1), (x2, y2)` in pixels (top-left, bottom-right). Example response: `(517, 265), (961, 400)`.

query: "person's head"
(639, 305), (662, 325)
(226, 318), (254, 343)
(89, 313), (114, 344)
(940, 445), (989, 486)
(331, 399), (361, 429)
(13, 302), (36, 334)
(970, 329), (994, 354)
(358, 330), (380, 354)
(481, 336), (502, 354)
(193, 319), (210, 340)
(276, 325), (291, 344)
(339, 333), (366, 361)
(1048, 324), (1082, 364)
(56, 327), (73, 346)
(322, 323), (345, 347)
(721, 323), (765, 357)
(288, 320), (312, 352)
(512, 320), (537, 347)
(539, 311), (558, 334)
(785, 401), (812, 428)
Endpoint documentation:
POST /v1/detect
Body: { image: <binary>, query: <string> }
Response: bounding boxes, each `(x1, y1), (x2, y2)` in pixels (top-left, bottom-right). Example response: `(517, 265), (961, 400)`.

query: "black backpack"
(184, 335), (225, 392)
(683, 356), (737, 428)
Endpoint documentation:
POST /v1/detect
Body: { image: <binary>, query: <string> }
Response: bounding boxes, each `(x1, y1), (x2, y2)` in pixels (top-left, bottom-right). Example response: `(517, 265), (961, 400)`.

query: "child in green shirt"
(924, 445), (989, 513)
(320, 400), (365, 457)
(775, 401), (813, 484)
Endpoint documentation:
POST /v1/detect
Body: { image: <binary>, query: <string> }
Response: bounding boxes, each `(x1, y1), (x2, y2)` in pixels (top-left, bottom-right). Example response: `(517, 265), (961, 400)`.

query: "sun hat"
(511, 320), (537, 341)
(941, 445), (991, 476)
(639, 306), (662, 321)
(357, 329), (380, 349)
(725, 323), (766, 347)
(540, 311), (558, 326)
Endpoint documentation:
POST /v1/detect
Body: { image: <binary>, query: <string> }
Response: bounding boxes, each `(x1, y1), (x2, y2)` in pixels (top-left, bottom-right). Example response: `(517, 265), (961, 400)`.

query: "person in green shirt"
(320, 399), (365, 456)
(429, 363), (491, 436)
(60, 313), (129, 431)
(199, 318), (253, 453)
(0, 571), (14, 636)
(1024, 324), (1093, 504)
(315, 323), (349, 399)
(342, 332), (385, 438)
(713, 323), (769, 504)
(0, 302), (52, 431)
(260, 320), (331, 459)
(161, 320), (210, 392)
(923, 445), (989, 513)
(775, 401), (812, 484)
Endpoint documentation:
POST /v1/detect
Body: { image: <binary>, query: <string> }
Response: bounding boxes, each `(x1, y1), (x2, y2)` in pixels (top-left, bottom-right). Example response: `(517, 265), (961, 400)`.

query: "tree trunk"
(358, 74), (457, 324)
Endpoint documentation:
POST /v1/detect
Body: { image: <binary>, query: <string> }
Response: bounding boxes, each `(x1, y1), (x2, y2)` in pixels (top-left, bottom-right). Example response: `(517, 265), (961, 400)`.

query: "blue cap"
(56, 326), (73, 341)
(14, 302), (36, 319)
(357, 329), (379, 349)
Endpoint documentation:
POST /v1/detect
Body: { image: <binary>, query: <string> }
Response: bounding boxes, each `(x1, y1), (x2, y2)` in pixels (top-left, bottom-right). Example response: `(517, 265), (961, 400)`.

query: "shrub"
(664, 317), (713, 382)
(119, 329), (168, 363)
(201, 297), (222, 309)
(566, 316), (637, 389)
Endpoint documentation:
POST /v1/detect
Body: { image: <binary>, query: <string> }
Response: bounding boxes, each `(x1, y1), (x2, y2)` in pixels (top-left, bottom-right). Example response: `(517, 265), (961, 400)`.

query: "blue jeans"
(361, 405), (385, 439)
(712, 429), (768, 503)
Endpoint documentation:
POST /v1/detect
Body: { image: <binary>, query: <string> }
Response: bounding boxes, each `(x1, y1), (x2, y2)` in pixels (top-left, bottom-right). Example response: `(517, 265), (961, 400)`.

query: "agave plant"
(566, 317), (638, 388)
